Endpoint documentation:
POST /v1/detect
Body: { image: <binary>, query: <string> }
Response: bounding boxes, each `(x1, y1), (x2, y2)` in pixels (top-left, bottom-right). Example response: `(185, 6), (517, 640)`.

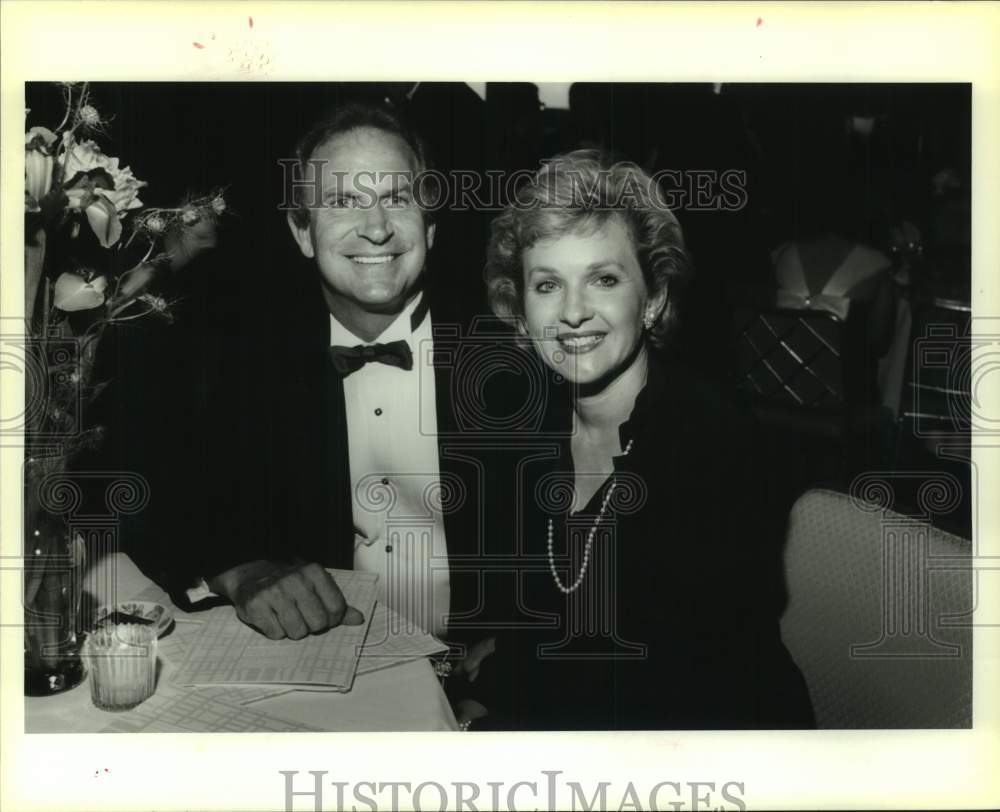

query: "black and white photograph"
(2, 3), (998, 812)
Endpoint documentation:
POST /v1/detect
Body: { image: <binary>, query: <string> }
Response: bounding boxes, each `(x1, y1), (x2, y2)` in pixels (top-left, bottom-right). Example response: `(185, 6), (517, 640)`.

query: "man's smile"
(348, 253), (399, 265)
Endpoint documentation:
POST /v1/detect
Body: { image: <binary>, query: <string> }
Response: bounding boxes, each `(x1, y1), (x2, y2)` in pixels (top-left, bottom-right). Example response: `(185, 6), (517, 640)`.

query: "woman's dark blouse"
(477, 352), (815, 730)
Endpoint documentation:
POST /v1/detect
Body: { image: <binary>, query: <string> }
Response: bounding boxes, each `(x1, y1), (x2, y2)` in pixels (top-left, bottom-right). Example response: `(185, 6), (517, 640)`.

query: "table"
(25, 554), (457, 732)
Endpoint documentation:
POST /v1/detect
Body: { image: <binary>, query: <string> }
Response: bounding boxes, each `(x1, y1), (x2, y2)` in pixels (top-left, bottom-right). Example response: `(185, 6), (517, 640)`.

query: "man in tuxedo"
(166, 100), (509, 646)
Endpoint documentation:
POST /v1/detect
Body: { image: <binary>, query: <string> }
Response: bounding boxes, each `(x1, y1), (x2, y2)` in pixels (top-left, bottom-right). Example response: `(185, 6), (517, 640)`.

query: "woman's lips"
(556, 333), (605, 354)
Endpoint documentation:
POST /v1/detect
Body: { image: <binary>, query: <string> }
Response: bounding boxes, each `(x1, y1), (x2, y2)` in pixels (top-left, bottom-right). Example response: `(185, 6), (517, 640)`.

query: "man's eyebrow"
(323, 188), (361, 199)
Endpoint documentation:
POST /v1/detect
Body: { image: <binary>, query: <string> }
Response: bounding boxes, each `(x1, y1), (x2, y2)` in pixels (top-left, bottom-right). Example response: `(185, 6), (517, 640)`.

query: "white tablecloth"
(24, 554), (457, 732)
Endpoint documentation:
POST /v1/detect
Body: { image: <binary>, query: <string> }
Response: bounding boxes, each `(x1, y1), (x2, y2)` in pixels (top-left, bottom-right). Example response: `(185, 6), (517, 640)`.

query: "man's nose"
(358, 201), (392, 243)
(559, 285), (591, 327)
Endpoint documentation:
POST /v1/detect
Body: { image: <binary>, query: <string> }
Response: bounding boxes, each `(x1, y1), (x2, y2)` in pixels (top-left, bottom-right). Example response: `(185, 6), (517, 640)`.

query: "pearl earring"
(643, 311), (654, 330)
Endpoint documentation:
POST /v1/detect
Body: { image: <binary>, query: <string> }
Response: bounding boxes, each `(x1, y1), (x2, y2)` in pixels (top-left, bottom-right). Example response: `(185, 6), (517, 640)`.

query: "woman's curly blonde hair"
(484, 149), (691, 347)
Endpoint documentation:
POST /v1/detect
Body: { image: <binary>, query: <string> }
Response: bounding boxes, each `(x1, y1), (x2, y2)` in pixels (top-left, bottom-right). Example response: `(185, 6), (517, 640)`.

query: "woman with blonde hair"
(467, 150), (814, 729)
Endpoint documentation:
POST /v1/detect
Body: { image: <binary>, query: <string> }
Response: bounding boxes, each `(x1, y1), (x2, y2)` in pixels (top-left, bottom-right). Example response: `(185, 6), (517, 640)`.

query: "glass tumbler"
(85, 623), (157, 711)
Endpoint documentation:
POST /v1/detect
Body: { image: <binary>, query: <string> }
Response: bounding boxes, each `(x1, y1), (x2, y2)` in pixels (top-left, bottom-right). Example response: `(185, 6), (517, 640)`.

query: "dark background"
(25, 81), (971, 326)
(25, 81), (973, 548)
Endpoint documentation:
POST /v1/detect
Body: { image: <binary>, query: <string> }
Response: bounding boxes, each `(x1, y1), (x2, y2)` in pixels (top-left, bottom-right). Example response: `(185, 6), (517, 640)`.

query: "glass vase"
(24, 464), (87, 696)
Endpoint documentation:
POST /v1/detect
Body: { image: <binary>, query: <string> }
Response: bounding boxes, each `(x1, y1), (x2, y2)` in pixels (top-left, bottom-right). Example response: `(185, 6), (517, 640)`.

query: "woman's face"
(522, 217), (661, 388)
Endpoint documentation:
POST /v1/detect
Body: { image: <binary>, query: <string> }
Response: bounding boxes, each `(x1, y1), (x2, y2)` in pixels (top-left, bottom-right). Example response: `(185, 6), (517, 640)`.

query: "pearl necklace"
(547, 438), (634, 594)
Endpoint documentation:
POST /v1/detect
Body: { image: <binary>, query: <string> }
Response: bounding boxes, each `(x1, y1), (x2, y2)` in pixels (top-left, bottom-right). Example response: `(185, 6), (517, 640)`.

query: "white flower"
(211, 195), (227, 215)
(25, 127), (58, 210)
(53, 272), (107, 312)
(25, 126), (58, 150)
(60, 139), (146, 247)
(61, 139), (146, 213)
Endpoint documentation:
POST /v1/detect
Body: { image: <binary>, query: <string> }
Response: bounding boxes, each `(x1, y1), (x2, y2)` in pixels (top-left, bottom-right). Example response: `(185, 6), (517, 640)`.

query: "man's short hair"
(288, 99), (433, 228)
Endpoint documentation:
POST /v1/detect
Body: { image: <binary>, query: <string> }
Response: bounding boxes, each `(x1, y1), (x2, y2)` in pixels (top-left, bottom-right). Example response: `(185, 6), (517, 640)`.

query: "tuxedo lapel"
(428, 299), (479, 560)
(322, 352), (356, 570)
(274, 286), (355, 570)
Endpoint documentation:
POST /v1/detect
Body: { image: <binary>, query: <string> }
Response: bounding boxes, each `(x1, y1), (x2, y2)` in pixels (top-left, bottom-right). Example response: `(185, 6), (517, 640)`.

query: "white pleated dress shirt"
(331, 293), (451, 638)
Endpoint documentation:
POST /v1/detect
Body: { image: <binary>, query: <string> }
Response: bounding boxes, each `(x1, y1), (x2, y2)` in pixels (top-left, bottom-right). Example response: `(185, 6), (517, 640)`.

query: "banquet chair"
(897, 298), (972, 458)
(733, 303), (893, 510)
(780, 488), (973, 728)
(733, 303), (882, 435)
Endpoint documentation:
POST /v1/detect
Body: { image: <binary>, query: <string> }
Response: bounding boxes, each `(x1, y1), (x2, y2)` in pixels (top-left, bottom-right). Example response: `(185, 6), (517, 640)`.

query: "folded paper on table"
(357, 602), (448, 675)
(171, 570), (378, 691)
(154, 627), (285, 705)
(232, 603), (449, 704)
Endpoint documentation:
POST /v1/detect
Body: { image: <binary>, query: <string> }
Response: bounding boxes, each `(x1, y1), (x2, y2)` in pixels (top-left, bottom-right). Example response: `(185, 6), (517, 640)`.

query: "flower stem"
(107, 308), (156, 324)
(24, 228), (46, 327)
(40, 279), (51, 350)
(55, 86), (73, 133)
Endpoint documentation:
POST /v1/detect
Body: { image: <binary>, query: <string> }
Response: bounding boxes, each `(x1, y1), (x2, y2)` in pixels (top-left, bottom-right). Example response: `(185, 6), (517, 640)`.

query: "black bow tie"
(329, 340), (414, 376)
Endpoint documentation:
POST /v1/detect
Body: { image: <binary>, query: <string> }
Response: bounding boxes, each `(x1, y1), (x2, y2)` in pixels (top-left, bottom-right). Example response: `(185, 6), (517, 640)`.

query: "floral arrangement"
(24, 82), (226, 465)
(22, 82), (231, 694)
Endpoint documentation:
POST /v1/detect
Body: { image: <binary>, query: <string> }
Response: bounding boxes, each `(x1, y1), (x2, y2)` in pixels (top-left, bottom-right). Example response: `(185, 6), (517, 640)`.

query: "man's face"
(288, 127), (435, 320)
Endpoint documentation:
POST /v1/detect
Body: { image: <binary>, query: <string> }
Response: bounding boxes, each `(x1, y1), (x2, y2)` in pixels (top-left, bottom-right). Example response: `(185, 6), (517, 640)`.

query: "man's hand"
(207, 560), (364, 640)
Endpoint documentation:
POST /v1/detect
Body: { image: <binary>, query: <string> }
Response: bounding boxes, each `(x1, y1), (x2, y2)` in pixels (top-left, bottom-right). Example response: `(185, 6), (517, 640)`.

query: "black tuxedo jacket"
(140, 278), (523, 641)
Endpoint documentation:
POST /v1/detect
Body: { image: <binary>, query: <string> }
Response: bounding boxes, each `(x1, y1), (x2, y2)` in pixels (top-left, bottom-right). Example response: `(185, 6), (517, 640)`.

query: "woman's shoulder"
(643, 351), (756, 440)
(624, 354), (762, 501)
(640, 353), (781, 556)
